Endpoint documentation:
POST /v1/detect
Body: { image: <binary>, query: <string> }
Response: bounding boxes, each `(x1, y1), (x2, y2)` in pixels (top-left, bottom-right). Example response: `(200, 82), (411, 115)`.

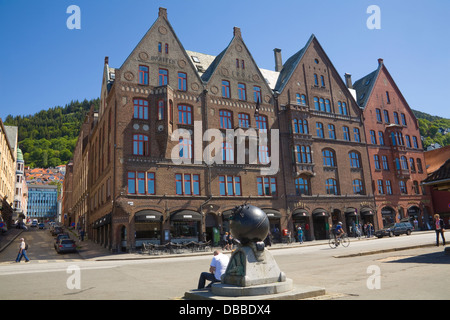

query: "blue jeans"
(197, 272), (219, 289)
(16, 250), (30, 262)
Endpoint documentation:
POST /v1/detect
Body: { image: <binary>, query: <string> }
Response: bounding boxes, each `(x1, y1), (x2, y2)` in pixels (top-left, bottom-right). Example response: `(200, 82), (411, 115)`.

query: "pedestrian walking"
(15, 238), (30, 263)
(297, 226), (304, 244)
(434, 214), (446, 247)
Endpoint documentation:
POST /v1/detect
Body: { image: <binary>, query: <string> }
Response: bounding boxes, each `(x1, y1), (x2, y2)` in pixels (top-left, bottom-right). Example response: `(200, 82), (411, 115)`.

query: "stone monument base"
(184, 283), (326, 300)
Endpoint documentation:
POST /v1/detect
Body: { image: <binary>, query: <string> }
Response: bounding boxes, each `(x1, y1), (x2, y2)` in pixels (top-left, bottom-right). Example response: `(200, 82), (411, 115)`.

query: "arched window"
(325, 178), (338, 195)
(295, 176), (310, 195)
(322, 149), (336, 167)
(349, 151), (361, 168)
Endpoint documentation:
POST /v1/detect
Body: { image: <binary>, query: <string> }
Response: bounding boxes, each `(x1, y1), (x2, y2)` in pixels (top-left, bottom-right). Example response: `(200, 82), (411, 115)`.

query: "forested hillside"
(2, 98), (448, 168)
(3, 98), (99, 168)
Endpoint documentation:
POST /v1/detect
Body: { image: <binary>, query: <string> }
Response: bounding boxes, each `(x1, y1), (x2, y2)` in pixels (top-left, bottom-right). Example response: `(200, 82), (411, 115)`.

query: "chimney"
(104, 56), (109, 65)
(274, 48), (283, 72)
(159, 7), (167, 19)
(378, 58), (384, 66)
(344, 73), (353, 89)
(233, 26), (241, 38)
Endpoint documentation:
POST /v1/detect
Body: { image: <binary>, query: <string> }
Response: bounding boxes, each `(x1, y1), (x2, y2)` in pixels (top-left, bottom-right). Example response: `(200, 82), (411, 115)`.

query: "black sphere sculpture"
(229, 204), (269, 247)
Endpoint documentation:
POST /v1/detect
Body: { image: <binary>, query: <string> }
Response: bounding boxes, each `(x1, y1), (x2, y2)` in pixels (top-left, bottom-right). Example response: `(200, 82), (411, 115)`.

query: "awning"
(312, 208), (329, 217)
(221, 210), (234, 220)
(263, 209), (282, 219)
(171, 210), (202, 222)
(292, 208), (309, 218)
(135, 210), (162, 222)
(93, 213), (111, 228)
(345, 208), (358, 216)
(361, 207), (374, 216)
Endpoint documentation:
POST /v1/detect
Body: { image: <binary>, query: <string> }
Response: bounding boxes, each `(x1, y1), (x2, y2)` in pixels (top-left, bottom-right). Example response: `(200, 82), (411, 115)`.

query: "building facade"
(274, 35), (376, 240)
(0, 120), (16, 229)
(26, 184), (58, 222)
(352, 59), (433, 228)
(66, 7), (437, 251)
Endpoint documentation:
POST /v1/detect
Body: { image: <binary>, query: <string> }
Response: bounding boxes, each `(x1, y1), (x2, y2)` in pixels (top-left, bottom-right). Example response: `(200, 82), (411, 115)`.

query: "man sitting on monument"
(197, 250), (230, 289)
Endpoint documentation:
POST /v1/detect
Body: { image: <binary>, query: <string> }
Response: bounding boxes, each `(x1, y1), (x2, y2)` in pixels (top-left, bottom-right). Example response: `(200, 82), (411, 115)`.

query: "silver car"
(55, 239), (77, 253)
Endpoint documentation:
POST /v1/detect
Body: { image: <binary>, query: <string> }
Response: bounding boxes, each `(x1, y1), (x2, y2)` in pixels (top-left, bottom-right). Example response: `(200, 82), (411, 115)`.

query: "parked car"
(375, 222), (414, 238)
(38, 223), (45, 229)
(55, 239), (77, 253)
(31, 221), (38, 228)
(51, 226), (64, 236)
(54, 233), (70, 249)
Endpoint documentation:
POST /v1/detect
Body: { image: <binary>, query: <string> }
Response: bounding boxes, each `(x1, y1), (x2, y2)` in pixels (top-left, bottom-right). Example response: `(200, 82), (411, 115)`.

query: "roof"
(352, 65), (381, 109)
(274, 34), (315, 93)
(423, 158), (450, 188)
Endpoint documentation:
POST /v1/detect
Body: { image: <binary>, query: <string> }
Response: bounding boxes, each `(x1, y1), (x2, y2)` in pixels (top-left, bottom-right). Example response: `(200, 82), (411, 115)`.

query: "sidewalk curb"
(333, 243), (436, 258)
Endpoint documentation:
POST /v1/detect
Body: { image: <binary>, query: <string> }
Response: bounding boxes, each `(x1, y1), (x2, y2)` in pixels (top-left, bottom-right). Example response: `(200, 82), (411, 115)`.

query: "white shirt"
(210, 253), (229, 281)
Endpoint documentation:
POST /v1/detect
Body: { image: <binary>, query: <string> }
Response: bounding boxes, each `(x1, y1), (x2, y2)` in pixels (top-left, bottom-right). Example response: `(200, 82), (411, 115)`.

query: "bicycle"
(329, 233), (350, 249)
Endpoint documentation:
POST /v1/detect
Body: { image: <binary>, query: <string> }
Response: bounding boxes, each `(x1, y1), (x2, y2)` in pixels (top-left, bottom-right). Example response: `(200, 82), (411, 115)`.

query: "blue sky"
(1, 0), (449, 120)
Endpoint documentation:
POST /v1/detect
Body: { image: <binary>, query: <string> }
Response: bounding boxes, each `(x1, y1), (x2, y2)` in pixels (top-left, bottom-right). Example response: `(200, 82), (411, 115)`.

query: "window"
(325, 179), (338, 195)
(349, 151), (361, 168)
(255, 115), (268, 131)
(383, 110), (390, 123)
(374, 155), (381, 170)
(319, 98), (325, 112)
(127, 171), (155, 195)
(175, 173), (200, 195)
(353, 128), (361, 142)
(401, 113), (407, 126)
(386, 180), (392, 195)
(376, 109), (382, 122)
(220, 110), (233, 129)
(320, 75), (325, 87)
(222, 142), (234, 162)
(295, 176), (310, 195)
(377, 180), (384, 194)
(343, 126), (350, 141)
(314, 74), (319, 86)
(412, 136), (419, 148)
(338, 102), (348, 115)
(257, 177), (277, 196)
(370, 130), (377, 144)
(128, 172), (136, 194)
(300, 94), (307, 105)
(133, 99), (149, 120)
(259, 144), (270, 164)
(178, 105), (192, 124)
(165, 43), (169, 54)
(382, 155), (389, 170)
(296, 145), (312, 164)
(293, 119), (308, 134)
(416, 158), (423, 173)
(179, 138), (192, 159)
(399, 181), (407, 194)
(147, 173), (155, 195)
(133, 134), (149, 156)
(386, 91), (391, 104)
(157, 100), (165, 120)
(325, 99), (331, 113)
(158, 42), (162, 53)
(352, 179), (364, 194)
(413, 181), (420, 194)
(139, 65), (149, 85)
(322, 149), (336, 167)
(314, 97), (319, 111)
(159, 69), (168, 86)
(405, 135), (411, 148)
(378, 132), (385, 145)
(316, 122), (324, 138)
(253, 86), (261, 103)
(238, 83), (247, 101)
(222, 80), (231, 98)
(394, 112), (399, 125)
(219, 175), (241, 196)
(400, 156), (408, 170)
(328, 124), (336, 139)
(409, 158), (416, 172)
(178, 72), (187, 91)
(238, 113), (250, 128)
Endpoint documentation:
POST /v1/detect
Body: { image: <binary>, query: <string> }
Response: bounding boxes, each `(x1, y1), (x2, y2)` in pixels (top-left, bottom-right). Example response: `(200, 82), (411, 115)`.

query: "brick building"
(67, 7), (436, 250)
(274, 35), (376, 240)
(352, 59), (433, 229)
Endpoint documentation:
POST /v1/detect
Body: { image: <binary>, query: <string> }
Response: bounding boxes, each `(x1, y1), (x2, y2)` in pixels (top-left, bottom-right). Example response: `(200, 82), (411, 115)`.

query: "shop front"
(312, 208), (329, 240)
(169, 210), (202, 243)
(292, 208), (311, 241)
(134, 210), (162, 246)
(344, 208), (360, 237)
(264, 208), (282, 242)
(381, 206), (396, 227)
(407, 206), (420, 229)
